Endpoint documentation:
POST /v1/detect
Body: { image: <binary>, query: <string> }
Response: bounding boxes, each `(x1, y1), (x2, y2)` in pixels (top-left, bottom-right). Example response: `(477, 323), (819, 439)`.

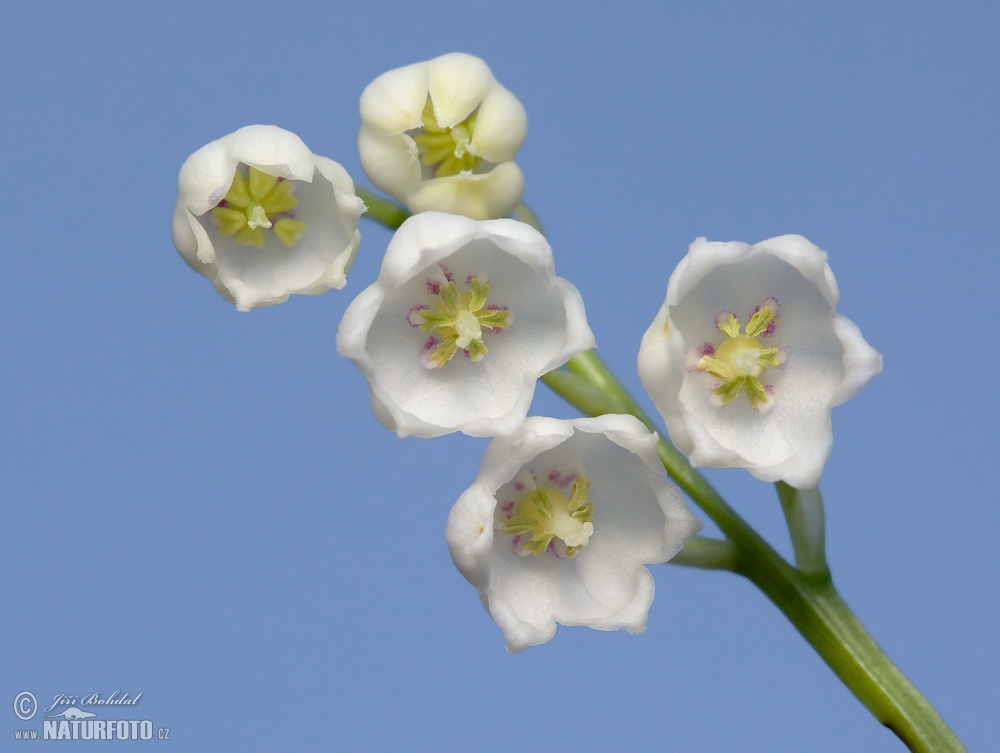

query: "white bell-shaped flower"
(446, 415), (701, 652)
(337, 212), (594, 438)
(358, 53), (527, 220)
(173, 125), (364, 311)
(638, 235), (882, 489)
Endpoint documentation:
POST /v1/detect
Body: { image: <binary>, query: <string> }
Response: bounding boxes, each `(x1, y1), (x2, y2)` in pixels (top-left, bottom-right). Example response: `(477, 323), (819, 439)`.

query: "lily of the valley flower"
(446, 415), (701, 652)
(173, 125), (364, 311)
(637, 235), (882, 489)
(337, 212), (594, 438)
(358, 53), (527, 220)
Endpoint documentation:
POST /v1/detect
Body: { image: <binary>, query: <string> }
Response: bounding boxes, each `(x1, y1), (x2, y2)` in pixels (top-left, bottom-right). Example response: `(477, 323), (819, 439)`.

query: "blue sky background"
(2, 1), (996, 750)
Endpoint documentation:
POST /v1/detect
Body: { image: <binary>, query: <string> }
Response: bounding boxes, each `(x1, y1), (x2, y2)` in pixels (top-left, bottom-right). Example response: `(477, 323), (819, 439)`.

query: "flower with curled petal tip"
(637, 235), (882, 489)
(446, 415), (701, 652)
(336, 212), (595, 438)
(358, 53), (527, 220)
(172, 125), (364, 311)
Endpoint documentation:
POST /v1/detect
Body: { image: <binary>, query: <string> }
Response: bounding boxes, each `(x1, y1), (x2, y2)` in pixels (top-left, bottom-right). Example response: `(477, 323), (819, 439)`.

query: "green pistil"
(697, 305), (782, 408)
(419, 277), (509, 367)
(503, 477), (594, 557)
(210, 166), (306, 249)
(411, 99), (481, 177)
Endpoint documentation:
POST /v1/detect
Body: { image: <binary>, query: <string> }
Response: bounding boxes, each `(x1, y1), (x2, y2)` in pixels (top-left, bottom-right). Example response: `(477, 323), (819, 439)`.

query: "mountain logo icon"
(46, 707), (96, 720)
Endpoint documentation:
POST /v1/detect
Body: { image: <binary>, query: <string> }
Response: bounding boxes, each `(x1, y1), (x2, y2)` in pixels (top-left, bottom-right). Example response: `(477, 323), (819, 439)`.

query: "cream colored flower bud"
(358, 53), (527, 220)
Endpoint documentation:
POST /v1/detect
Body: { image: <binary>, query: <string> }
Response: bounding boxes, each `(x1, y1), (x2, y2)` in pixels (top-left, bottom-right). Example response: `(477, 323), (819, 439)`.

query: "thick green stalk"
(545, 351), (965, 753)
(512, 202), (544, 235)
(776, 481), (828, 576)
(356, 187), (408, 230)
(738, 554), (963, 753)
(540, 369), (619, 419)
(669, 536), (738, 571)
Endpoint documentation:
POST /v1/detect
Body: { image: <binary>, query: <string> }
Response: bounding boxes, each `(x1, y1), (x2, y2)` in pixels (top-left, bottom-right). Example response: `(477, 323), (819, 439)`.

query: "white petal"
(177, 125), (315, 217)
(665, 238), (753, 307)
(172, 202), (217, 271)
(374, 212), (481, 286)
(358, 61), (429, 132)
(544, 278), (597, 371)
(751, 417), (834, 489)
(831, 315), (883, 406)
(426, 52), (494, 126)
(357, 126), (422, 204)
(407, 162), (525, 220)
(469, 84), (528, 163)
(226, 125), (315, 182)
(753, 234), (840, 308)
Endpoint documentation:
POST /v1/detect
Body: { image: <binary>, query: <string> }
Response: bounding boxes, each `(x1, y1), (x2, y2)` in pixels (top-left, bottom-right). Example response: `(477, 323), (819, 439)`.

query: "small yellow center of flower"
(697, 306), (783, 408)
(502, 477), (594, 557)
(210, 166), (306, 249)
(418, 277), (509, 367)
(411, 99), (481, 178)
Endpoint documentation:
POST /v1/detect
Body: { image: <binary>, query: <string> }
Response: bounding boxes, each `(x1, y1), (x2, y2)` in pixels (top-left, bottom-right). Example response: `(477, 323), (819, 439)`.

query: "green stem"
(357, 187), (408, 230)
(563, 350), (657, 426)
(547, 351), (965, 753)
(669, 536), (738, 571)
(540, 369), (619, 418)
(776, 481), (828, 576)
(738, 558), (964, 753)
(512, 202), (544, 235)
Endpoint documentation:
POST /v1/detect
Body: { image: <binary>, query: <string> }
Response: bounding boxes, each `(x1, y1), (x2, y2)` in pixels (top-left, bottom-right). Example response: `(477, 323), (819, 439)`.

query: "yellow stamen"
(411, 99), (482, 177)
(209, 166), (305, 249)
(697, 306), (782, 408)
(502, 476), (594, 558)
(419, 277), (509, 367)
